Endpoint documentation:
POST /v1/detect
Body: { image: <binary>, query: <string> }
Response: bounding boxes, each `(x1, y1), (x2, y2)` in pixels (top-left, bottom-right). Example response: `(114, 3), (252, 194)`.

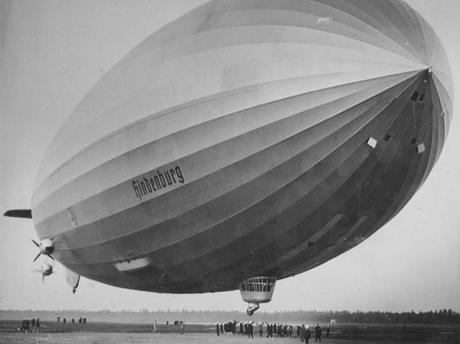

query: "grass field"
(0, 332), (459, 344)
(0, 321), (458, 344)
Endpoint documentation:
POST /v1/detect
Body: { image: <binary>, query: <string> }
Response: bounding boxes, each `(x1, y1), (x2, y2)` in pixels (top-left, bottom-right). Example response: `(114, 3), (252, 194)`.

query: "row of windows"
(411, 92), (425, 102)
(240, 283), (273, 292)
(240, 278), (276, 292)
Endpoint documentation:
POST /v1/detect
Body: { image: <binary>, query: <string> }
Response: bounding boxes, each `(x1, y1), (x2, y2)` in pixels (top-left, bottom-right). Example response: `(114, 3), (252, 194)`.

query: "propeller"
(34, 263), (54, 282)
(32, 238), (55, 262)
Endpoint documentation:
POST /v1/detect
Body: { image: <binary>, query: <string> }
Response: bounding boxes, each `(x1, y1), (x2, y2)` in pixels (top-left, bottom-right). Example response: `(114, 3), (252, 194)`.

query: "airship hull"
(31, 0), (452, 293)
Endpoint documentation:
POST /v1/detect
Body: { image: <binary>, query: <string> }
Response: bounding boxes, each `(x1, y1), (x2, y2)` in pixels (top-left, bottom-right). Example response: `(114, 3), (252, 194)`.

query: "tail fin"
(3, 209), (32, 219)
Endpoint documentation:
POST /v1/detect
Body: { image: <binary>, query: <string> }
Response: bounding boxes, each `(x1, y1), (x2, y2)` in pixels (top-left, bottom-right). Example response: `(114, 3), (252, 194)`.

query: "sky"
(1, 0), (459, 313)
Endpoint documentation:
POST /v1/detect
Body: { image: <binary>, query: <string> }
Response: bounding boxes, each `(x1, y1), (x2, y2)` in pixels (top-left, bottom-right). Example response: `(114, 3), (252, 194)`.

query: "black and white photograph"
(1, 1), (459, 343)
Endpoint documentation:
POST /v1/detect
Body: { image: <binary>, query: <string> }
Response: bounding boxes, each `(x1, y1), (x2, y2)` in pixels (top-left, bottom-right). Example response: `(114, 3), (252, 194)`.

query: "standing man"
(216, 322), (220, 336)
(315, 324), (322, 342)
(300, 324), (306, 342)
(266, 323), (273, 338)
(305, 326), (311, 344)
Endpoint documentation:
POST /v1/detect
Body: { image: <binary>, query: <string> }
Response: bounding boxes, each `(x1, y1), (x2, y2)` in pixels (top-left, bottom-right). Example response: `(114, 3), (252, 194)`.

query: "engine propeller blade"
(33, 252), (41, 262)
(32, 239), (39, 248)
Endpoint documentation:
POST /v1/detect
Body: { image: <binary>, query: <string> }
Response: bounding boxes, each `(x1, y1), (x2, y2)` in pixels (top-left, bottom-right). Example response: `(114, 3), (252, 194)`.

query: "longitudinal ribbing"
(31, 0), (452, 293)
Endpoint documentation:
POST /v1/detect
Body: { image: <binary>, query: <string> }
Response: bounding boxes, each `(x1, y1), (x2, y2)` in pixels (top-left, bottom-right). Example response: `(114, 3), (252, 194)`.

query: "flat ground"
(0, 333), (452, 344)
(1, 321), (458, 344)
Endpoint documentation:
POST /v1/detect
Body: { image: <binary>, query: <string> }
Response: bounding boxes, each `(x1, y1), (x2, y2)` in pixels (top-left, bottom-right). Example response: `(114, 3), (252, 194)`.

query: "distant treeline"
(1, 309), (459, 325)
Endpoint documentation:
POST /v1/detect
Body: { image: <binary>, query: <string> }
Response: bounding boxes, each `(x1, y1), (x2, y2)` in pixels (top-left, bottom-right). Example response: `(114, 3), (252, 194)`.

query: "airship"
(5, 0), (453, 315)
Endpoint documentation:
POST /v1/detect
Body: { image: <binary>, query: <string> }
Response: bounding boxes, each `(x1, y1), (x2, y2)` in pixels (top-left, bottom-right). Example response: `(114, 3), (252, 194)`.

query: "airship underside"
(22, 0), (452, 309)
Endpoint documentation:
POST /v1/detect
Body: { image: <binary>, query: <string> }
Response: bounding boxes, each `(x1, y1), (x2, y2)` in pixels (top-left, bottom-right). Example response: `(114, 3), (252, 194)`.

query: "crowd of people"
(18, 316), (88, 332)
(56, 316), (87, 325)
(216, 320), (330, 342)
(19, 318), (40, 332)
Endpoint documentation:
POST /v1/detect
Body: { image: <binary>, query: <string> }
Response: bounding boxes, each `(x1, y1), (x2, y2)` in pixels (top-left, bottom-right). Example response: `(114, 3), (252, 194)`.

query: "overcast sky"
(1, 0), (459, 313)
